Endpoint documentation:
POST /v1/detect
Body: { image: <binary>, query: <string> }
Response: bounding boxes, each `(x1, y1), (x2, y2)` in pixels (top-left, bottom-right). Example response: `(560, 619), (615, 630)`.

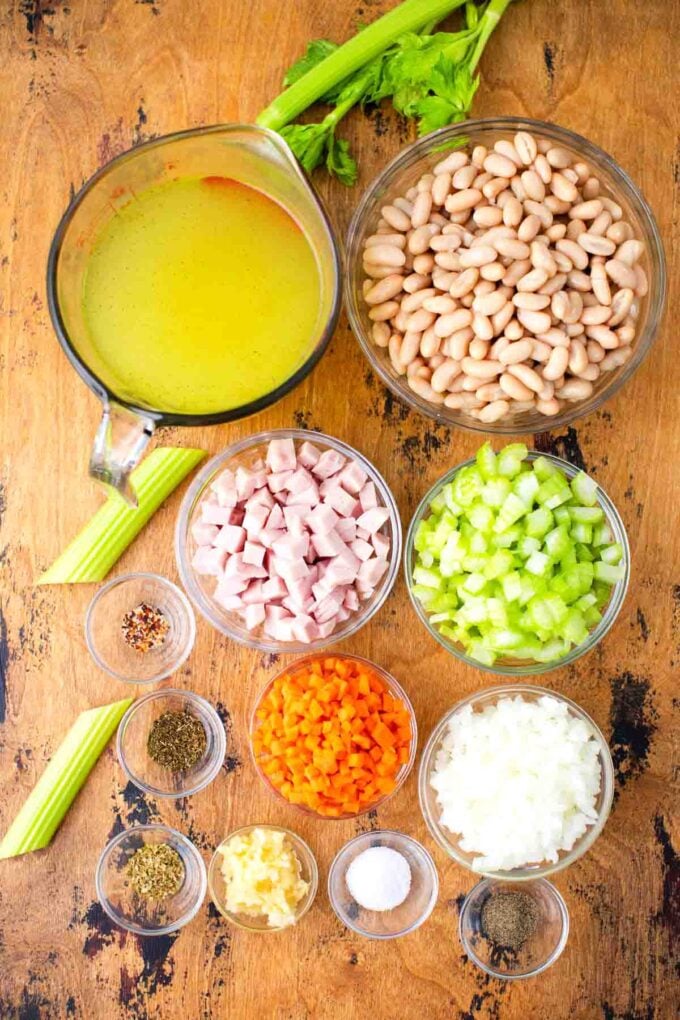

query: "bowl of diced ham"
(175, 430), (402, 650)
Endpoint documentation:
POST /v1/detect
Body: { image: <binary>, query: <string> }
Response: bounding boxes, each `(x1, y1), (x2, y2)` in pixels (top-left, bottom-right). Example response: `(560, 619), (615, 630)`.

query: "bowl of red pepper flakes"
(250, 654), (417, 819)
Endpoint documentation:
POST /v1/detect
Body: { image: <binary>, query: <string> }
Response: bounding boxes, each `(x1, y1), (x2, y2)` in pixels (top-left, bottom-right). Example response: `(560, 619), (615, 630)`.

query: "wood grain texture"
(0, 1), (678, 1018)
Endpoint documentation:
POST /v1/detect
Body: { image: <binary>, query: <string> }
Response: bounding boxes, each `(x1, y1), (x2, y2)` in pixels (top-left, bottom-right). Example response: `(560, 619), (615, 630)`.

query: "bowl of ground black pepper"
(96, 824), (207, 935)
(85, 572), (196, 684)
(117, 689), (227, 798)
(459, 878), (569, 980)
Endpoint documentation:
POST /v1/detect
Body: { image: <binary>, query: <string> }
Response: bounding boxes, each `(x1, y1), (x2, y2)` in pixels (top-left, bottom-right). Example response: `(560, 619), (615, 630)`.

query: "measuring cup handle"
(89, 401), (155, 506)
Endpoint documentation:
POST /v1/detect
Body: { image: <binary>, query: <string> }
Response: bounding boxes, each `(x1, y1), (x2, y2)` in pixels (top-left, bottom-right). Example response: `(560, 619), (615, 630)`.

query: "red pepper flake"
(122, 602), (169, 653)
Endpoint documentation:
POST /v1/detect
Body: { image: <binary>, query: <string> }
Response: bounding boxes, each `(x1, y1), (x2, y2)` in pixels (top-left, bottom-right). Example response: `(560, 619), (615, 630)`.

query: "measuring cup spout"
(89, 401), (155, 505)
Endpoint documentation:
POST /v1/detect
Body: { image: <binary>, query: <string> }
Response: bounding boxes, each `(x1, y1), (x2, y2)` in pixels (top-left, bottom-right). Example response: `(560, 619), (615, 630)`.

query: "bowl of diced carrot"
(250, 654), (417, 819)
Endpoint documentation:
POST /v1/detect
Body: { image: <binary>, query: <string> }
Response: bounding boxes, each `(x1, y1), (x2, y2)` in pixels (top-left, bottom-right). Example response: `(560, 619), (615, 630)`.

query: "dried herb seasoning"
(480, 890), (539, 952)
(147, 710), (207, 771)
(122, 602), (170, 653)
(126, 843), (184, 899)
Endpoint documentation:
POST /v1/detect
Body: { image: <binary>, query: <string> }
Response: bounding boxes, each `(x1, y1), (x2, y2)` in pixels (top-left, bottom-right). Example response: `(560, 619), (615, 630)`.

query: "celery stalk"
(256, 0), (466, 132)
(39, 447), (206, 584)
(0, 698), (133, 859)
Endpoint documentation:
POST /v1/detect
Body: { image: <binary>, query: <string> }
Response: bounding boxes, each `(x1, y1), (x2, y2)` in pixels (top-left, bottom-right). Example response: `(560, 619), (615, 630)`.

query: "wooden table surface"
(0, 1), (678, 1017)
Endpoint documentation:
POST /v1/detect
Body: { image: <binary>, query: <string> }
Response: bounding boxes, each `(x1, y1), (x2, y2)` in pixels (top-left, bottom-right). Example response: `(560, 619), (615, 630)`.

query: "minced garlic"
(219, 827), (309, 928)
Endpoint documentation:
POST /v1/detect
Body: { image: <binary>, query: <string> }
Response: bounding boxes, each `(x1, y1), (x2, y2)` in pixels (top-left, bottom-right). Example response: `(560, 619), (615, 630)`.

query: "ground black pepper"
(122, 602), (169, 652)
(147, 709), (207, 771)
(480, 890), (538, 951)
(126, 843), (184, 899)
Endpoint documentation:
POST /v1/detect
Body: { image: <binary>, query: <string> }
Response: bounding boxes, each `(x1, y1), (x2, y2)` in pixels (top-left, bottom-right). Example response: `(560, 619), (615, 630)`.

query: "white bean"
(556, 379), (594, 400)
(499, 339), (534, 365)
(514, 131), (538, 165)
(516, 308), (552, 334)
(407, 375), (445, 403)
(585, 324), (619, 349)
(478, 399), (510, 423)
(500, 372), (533, 401)
(543, 345), (570, 380)
(445, 188), (482, 214)
(411, 190), (433, 228)
(365, 275), (405, 305)
(431, 358), (462, 392)
(381, 205), (411, 232)
(368, 300), (400, 322)
(601, 347), (632, 371)
(578, 233), (616, 256)
(433, 151), (469, 175)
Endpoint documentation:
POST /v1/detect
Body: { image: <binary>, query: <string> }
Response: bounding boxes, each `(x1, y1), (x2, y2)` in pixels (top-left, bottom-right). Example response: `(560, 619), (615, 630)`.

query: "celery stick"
(256, 0), (466, 132)
(0, 698), (132, 859)
(39, 447), (206, 584)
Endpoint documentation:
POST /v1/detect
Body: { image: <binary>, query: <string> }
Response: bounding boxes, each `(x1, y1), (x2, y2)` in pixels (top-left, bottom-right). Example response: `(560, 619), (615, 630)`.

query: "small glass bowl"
(85, 572), (196, 684)
(328, 830), (438, 939)
(175, 429), (402, 653)
(345, 116), (666, 434)
(250, 654), (417, 820)
(117, 688), (226, 798)
(459, 878), (569, 980)
(207, 824), (318, 932)
(96, 824), (207, 936)
(419, 684), (615, 880)
(405, 450), (630, 676)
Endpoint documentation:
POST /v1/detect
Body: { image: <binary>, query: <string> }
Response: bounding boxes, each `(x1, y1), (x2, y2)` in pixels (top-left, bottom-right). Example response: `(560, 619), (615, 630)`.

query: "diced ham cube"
(356, 527), (370, 541)
(213, 592), (244, 612)
(210, 469), (238, 507)
(305, 503), (339, 535)
(270, 617), (297, 642)
(201, 503), (236, 526)
(283, 595), (315, 616)
(292, 614), (320, 643)
(266, 438), (296, 472)
(359, 481), (379, 511)
(312, 449), (346, 479)
(287, 466), (315, 494)
(267, 504), (284, 530)
(298, 441), (321, 468)
(267, 470), (294, 494)
(357, 557), (389, 587)
(259, 528), (285, 550)
(274, 557), (310, 583)
(313, 589), (346, 623)
(243, 541), (265, 567)
(235, 466), (258, 501)
(350, 538), (374, 562)
(286, 484), (320, 507)
(272, 534), (309, 561)
(338, 461), (368, 495)
(335, 605), (351, 624)
(214, 573), (248, 597)
(335, 518), (357, 542)
(262, 576), (287, 600)
(241, 580), (265, 605)
(244, 603), (266, 631)
(310, 530), (346, 558)
(317, 620), (337, 639)
(191, 522), (219, 546)
(323, 485), (358, 518)
(213, 524), (246, 553)
(243, 504), (269, 536)
(356, 507), (390, 535)
(325, 556), (359, 587)
(224, 552), (267, 580)
(192, 546), (228, 576)
(246, 487), (274, 511)
(372, 532), (390, 558)
(285, 573), (314, 606)
(264, 604), (288, 625)
(343, 588), (360, 612)
(283, 505), (307, 536)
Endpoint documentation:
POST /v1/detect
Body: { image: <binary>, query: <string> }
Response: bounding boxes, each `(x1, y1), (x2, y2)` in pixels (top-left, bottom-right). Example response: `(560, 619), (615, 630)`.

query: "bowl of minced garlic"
(208, 825), (318, 931)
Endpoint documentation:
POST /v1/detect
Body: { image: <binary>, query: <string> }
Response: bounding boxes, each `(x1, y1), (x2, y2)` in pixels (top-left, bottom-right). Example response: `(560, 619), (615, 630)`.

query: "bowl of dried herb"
(117, 688), (227, 798)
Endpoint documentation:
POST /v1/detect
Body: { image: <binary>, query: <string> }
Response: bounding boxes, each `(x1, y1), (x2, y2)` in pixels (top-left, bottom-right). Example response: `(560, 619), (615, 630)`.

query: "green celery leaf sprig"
(259, 0), (511, 186)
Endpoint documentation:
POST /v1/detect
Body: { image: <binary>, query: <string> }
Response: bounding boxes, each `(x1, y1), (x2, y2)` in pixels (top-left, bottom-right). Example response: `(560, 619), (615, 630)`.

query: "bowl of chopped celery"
(405, 443), (629, 674)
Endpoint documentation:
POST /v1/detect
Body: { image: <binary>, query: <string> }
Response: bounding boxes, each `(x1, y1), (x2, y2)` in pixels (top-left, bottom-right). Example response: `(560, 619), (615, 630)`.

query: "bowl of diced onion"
(418, 685), (615, 881)
(404, 446), (630, 675)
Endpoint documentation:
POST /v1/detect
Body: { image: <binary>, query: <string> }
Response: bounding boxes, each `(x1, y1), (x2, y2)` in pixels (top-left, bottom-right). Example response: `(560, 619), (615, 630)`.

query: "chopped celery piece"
(571, 471), (599, 506)
(410, 442), (623, 665)
(526, 507), (554, 539)
(476, 442), (497, 479)
(600, 542), (623, 565)
(0, 698), (133, 858)
(594, 561), (625, 584)
(39, 448), (207, 584)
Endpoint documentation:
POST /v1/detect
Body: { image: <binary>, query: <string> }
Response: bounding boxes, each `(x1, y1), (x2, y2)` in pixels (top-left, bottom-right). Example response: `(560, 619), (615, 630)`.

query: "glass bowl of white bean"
(346, 117), (666, 433)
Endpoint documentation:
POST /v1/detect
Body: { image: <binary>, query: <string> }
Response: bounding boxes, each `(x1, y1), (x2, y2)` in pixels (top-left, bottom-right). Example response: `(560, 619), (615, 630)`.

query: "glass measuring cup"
(47, 125), (341, 503)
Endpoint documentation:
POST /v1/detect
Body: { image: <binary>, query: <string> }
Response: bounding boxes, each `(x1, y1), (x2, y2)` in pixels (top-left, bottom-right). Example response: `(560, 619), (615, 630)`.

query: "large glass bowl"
(418, 684), (615, 881)
(175, 429), (402, 653)
(249, 653), (417, 820)
(405, 450), (630, 676)
(345, 117), (666, 434)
